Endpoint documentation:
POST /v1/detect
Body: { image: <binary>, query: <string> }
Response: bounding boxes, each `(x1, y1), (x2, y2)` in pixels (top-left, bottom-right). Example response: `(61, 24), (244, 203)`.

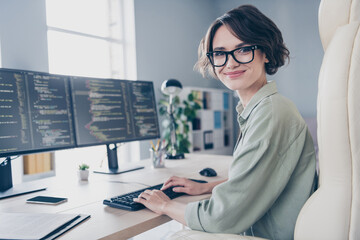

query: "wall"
(134, 0), (224, 91)
(0, 1), (49, 71)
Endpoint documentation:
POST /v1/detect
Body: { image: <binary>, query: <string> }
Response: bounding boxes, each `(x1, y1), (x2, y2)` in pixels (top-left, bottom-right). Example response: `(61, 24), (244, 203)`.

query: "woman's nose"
(226, 54), (240, 68)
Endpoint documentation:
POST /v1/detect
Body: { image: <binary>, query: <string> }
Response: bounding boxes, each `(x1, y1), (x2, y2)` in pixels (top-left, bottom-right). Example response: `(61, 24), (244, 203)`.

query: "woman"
(134, 5), (316, 239)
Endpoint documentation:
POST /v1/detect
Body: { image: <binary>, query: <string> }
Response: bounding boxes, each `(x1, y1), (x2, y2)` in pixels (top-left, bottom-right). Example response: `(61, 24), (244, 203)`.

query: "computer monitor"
(0, 68), (76, 199)
(69, 76), (160, 174)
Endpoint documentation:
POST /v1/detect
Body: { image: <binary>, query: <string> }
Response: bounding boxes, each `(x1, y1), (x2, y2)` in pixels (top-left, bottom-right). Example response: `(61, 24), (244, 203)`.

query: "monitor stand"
(93, 144), (144, 175)
(0, 157), (46, 200)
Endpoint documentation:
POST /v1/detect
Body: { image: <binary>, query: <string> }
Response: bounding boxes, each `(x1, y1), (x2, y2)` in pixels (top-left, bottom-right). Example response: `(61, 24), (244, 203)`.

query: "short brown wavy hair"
(195, 5), (290, 79)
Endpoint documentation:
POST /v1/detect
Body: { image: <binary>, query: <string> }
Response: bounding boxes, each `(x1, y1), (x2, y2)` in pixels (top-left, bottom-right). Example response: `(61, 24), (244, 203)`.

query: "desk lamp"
(161, 79), (185, 159)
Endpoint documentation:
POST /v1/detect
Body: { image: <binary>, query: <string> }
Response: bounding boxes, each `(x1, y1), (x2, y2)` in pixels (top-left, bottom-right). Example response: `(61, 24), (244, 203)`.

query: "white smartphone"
(26, 196), (67, 205)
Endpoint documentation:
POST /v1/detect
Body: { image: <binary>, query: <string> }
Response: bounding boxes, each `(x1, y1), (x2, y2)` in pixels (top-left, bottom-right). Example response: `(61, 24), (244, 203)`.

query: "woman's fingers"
(133, 189), (171, 215)
(172, 186), (188, 194)
(139, 189), (152, 198)
(162, 176), (187, 190)
(136, 189), (166, 201)
(162, 176), (181, 187)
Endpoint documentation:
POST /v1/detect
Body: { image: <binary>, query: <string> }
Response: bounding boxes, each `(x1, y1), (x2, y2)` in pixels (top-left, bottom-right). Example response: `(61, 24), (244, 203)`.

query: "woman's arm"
(161, 176), (227, 195)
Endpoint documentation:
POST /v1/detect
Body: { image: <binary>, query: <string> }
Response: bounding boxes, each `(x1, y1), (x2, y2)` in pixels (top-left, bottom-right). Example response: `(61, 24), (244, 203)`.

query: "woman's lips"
(224, 70), (246, 79)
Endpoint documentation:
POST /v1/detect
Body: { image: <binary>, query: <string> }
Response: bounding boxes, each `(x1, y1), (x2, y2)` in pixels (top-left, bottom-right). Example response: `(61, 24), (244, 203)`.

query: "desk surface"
(0, 154), (232, 239)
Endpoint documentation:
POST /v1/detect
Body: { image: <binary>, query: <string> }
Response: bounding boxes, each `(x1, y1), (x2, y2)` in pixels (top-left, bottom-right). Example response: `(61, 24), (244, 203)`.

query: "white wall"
(0, 0), (49, 72)
(134, 0), (223, 91)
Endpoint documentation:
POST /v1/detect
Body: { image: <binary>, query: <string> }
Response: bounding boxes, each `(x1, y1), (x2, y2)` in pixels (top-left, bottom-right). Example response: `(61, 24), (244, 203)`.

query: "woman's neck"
(237, 80), (267, 108)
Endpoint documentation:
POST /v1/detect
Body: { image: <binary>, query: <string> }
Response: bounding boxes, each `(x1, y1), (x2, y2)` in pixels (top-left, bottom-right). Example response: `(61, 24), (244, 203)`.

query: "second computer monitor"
(70, 76), (160, 147)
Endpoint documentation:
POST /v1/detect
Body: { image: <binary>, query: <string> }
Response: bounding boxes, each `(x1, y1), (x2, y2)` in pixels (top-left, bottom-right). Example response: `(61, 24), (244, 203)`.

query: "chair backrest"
(294, 0), (360, 239)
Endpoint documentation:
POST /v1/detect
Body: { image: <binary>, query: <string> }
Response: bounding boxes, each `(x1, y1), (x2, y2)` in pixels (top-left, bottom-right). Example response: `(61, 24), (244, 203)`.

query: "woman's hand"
(133, 189), (171, 215)
(161, 176), (211, 195)
(134, 188), (188, 225)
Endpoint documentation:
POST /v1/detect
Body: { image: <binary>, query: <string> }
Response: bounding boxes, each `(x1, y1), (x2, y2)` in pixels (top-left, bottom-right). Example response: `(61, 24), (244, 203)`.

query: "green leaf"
(188, 93), (194, 101)
(183, 100), (189, 107)
(184, 124), (189, 132)
(159, 99), (169, 106)
(174, 96), (180, 104)
(184, 108), (191, 116)
(159, 106), (167, 115)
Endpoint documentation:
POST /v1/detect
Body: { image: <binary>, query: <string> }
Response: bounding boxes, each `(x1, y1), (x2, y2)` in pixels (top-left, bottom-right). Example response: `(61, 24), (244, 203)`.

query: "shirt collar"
(236, 81), (278, 123)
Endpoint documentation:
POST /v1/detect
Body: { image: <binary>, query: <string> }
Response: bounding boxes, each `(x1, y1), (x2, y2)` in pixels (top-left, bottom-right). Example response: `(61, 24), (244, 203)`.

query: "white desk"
(0, 154), (232, 239)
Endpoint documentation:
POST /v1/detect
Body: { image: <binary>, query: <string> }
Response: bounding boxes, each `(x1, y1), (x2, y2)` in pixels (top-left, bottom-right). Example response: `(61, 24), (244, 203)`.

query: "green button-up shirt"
(185, 81), (316, 240)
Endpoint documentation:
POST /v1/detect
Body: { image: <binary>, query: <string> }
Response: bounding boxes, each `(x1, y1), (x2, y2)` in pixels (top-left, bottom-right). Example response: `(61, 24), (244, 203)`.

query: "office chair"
(294, 0), (360, 238)
(168, 0), (360, 239)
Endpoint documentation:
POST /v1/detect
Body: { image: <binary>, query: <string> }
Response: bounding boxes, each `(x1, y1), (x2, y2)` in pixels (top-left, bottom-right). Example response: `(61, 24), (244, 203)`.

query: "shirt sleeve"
(185, 107), (308, 234)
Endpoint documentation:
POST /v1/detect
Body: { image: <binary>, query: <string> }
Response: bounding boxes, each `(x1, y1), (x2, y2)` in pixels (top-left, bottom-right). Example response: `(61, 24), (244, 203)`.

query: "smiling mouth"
(225, 70), (246, 78)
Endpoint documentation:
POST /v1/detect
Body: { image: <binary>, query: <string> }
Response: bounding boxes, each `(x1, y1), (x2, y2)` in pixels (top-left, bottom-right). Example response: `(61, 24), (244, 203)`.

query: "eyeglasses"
(207, 45), (259, 67)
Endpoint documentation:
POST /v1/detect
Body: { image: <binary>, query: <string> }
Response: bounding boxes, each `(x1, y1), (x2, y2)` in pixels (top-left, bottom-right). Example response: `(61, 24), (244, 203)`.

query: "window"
(45, 0), (139, 172)
(46, 0), (136, 79)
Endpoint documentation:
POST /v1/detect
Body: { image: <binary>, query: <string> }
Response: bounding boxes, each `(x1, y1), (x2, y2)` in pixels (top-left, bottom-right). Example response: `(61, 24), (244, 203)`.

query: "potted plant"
(78, 163), (90, 181)
(158, 91), (201, 154)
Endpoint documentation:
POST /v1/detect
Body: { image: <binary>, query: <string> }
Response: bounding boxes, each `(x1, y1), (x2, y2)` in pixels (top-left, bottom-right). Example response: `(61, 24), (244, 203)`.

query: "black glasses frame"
(206, 45), (259, 67)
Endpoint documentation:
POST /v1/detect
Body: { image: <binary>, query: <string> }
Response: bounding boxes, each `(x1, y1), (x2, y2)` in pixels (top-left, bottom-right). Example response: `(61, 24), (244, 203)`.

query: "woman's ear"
(265, 56), (270, 63)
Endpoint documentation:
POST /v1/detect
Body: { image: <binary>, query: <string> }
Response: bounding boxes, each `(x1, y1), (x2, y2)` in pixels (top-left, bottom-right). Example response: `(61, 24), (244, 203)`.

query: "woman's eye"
(236, 47), (251, 54)
(214, 52), (225, 57)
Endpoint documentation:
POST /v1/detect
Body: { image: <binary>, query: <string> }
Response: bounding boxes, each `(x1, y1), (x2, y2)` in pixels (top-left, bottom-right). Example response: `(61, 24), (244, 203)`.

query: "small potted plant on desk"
(78, 163), (90, 181)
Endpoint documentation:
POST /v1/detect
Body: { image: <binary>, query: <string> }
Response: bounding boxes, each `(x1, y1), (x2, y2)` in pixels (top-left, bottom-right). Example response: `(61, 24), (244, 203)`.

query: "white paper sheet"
(0, 212), (78, 240)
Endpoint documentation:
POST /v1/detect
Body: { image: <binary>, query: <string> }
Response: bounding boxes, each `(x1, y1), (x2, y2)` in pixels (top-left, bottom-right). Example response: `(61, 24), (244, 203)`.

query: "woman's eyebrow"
(213, 46), (226, 51)
(213, 43), (248, 51)
(236, 43), (248, 48)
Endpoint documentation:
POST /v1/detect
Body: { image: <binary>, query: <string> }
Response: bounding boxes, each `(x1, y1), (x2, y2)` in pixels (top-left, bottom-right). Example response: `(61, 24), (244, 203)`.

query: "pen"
(155, 139), (160, 151)
(150, 141), (156, 151)
(161, 139), (166, 151)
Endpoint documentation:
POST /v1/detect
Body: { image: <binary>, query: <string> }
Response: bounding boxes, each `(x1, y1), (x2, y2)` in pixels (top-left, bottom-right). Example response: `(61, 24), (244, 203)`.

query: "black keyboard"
(103, 179), (207, 211)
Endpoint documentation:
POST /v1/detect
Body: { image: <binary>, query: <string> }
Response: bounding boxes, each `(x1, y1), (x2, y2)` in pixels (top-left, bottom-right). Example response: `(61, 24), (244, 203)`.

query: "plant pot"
(78, 169), (89, 181)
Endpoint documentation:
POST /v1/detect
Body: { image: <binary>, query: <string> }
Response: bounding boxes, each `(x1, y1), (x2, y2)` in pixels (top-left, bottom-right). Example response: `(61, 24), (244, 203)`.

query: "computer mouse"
(199, 167), (217, 177)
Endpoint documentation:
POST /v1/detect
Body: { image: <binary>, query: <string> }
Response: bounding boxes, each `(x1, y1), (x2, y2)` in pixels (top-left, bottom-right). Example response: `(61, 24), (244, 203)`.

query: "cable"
(0, 155), (20, 166)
